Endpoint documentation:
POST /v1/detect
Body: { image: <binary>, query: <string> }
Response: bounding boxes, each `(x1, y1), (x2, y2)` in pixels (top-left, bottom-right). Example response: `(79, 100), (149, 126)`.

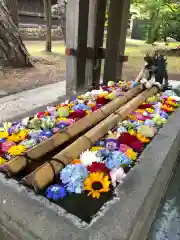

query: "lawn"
(25, 38), (180, 81)
(1, 38), (179, 96)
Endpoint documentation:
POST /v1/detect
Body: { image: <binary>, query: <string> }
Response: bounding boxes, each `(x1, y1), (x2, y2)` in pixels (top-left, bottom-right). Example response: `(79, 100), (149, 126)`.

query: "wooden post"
(66, 0), (90, 95)
(103, 0), (130, 84)
(92, 0), (107, 88)
(44, 0), (52, 52)
(116, 0), (131, 80)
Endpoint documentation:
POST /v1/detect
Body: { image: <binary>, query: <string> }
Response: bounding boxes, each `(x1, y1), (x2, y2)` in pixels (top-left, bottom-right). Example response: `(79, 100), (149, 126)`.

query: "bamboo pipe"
(2, 85), (142, 177)
(22, 87), (158, 192)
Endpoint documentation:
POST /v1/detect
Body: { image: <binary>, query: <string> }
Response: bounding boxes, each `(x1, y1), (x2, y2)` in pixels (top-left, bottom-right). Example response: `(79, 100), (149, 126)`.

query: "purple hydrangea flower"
(46, 184), (67, 201)
(60, 164), (88, 194)
(105, 151), (132, 170)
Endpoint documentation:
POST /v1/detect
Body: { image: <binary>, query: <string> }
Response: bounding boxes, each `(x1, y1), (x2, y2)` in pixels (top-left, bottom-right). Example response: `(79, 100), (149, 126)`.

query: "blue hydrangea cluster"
(46, 184), (67, 201)
(105, 151), (132, 170)
(60, 164), (88, 194)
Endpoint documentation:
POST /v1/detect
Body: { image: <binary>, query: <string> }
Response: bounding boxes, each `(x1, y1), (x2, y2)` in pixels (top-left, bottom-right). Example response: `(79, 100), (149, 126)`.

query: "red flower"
(88, 162), (109, 173)
(139, 104), (153, 109)
(130, 140), (144, 153)
(37, 112), (45, 119)
(96, 97), (110, 106)
(118, 132), (138, 145)
(69, 110), (86, 119)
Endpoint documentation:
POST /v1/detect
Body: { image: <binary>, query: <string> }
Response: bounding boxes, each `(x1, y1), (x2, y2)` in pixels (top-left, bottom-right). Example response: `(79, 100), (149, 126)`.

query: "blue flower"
(60, 164), (88, 194)
(105, 151), (132, 170)
(46, 184), (67, 201)
(72, 104), (90, 111)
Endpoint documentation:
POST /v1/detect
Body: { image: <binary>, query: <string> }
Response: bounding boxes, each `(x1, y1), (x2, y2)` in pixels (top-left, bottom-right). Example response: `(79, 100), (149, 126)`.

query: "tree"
(6, 0), (18, 26)
(43, 0), (52, 52)
(0, 0), (32, 67)
(132, 0), (180, 43)
(52, 0), (67, 44)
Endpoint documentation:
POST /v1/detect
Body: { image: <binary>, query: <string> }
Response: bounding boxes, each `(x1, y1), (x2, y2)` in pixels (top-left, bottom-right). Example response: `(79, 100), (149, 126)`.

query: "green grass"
(25, 39), (179, 79)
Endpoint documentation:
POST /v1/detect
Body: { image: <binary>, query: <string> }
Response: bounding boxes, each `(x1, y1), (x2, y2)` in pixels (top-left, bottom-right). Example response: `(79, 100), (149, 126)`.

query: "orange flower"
(71, 159), (81, 164)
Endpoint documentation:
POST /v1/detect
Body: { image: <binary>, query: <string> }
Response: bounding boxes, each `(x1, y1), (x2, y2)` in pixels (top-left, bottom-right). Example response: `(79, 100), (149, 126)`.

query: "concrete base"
(0, 108), (180, 239)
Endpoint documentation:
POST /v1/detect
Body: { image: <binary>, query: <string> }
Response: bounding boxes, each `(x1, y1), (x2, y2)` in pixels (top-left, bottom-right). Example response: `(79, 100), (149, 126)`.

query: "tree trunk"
(44, 0), (52, 52)
(0, 0), (32, 68)
(6, 0), (18, 27)
(58, 0), (66, 44)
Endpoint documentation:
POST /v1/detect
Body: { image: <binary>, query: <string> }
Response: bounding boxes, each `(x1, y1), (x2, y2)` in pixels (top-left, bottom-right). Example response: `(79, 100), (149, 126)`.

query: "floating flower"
(57, 107), (69, 117)
(110, 167), (126, 187)
(130, 140), (144, 153)
(60, 164), (88, 194)
(16, 129), (29, 141)
(7, 133), (20, 143)
(137, 125), (155, 138)
(105, 151), (132, 170)
(84, 172), (111, 199)
(1, 141), (16, 153)
(46, 184), (67, 201)
(0, 157), (6, 165)
(87, 162), (109, 173)
(8, 145), (27, 156)
(0, 131), (9, 139)
(71, 159), (81, 164)
(105, 138), (119, 151)
(136, 133), (150, 143)
(80, 150), (101, 166)
(125, 148), (137, 161)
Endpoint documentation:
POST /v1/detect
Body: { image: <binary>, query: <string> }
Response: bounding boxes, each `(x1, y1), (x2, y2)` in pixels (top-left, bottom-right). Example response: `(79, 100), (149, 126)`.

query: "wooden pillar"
(66, 0), (90, 95)
(92, 0), (107, 88)
(103, 0), (130, 84)
(116, 0), (131, 80)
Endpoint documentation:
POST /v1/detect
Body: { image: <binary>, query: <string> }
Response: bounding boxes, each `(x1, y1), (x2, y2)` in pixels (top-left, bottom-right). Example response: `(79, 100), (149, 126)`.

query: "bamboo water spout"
(22, 87), (158, 192)
(1, 86), (142, 177)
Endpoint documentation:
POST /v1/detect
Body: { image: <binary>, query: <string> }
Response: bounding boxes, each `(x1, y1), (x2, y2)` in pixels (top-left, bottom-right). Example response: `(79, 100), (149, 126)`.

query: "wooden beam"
(116, 0), (131, 80)
(103, 0), (130, 84)
(66, 0), (90, 95)
(92, 0), (107, 88)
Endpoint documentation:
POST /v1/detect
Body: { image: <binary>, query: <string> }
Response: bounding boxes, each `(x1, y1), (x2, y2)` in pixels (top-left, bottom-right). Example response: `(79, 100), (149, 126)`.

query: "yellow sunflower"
(7, 133), (19, 143)
(84, 172), (111, 199)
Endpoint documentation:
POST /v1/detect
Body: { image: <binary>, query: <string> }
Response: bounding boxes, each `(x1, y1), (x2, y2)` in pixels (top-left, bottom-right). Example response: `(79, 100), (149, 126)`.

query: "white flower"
(110, 167), (126, 187)
(80, 150), (101, 166)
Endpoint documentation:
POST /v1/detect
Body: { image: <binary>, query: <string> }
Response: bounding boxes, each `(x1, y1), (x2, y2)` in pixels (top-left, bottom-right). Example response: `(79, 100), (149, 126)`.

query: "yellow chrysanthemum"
(84, 172), (111, 199)
(126, 149), (137, 161)
(7, 133), (19, 143)
(0, 131), (9, 139)
(128, 129), (136, 136)
(0, 157), (6, 165)
(146, 108), (154, 113)
(136, 133), (150, 143)
(8, 145), (27, 156)
(16, 130), (29, 141)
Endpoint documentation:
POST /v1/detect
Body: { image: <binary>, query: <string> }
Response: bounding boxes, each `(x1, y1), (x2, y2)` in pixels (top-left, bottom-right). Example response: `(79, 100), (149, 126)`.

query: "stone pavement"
(0, 81), (66, 123)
